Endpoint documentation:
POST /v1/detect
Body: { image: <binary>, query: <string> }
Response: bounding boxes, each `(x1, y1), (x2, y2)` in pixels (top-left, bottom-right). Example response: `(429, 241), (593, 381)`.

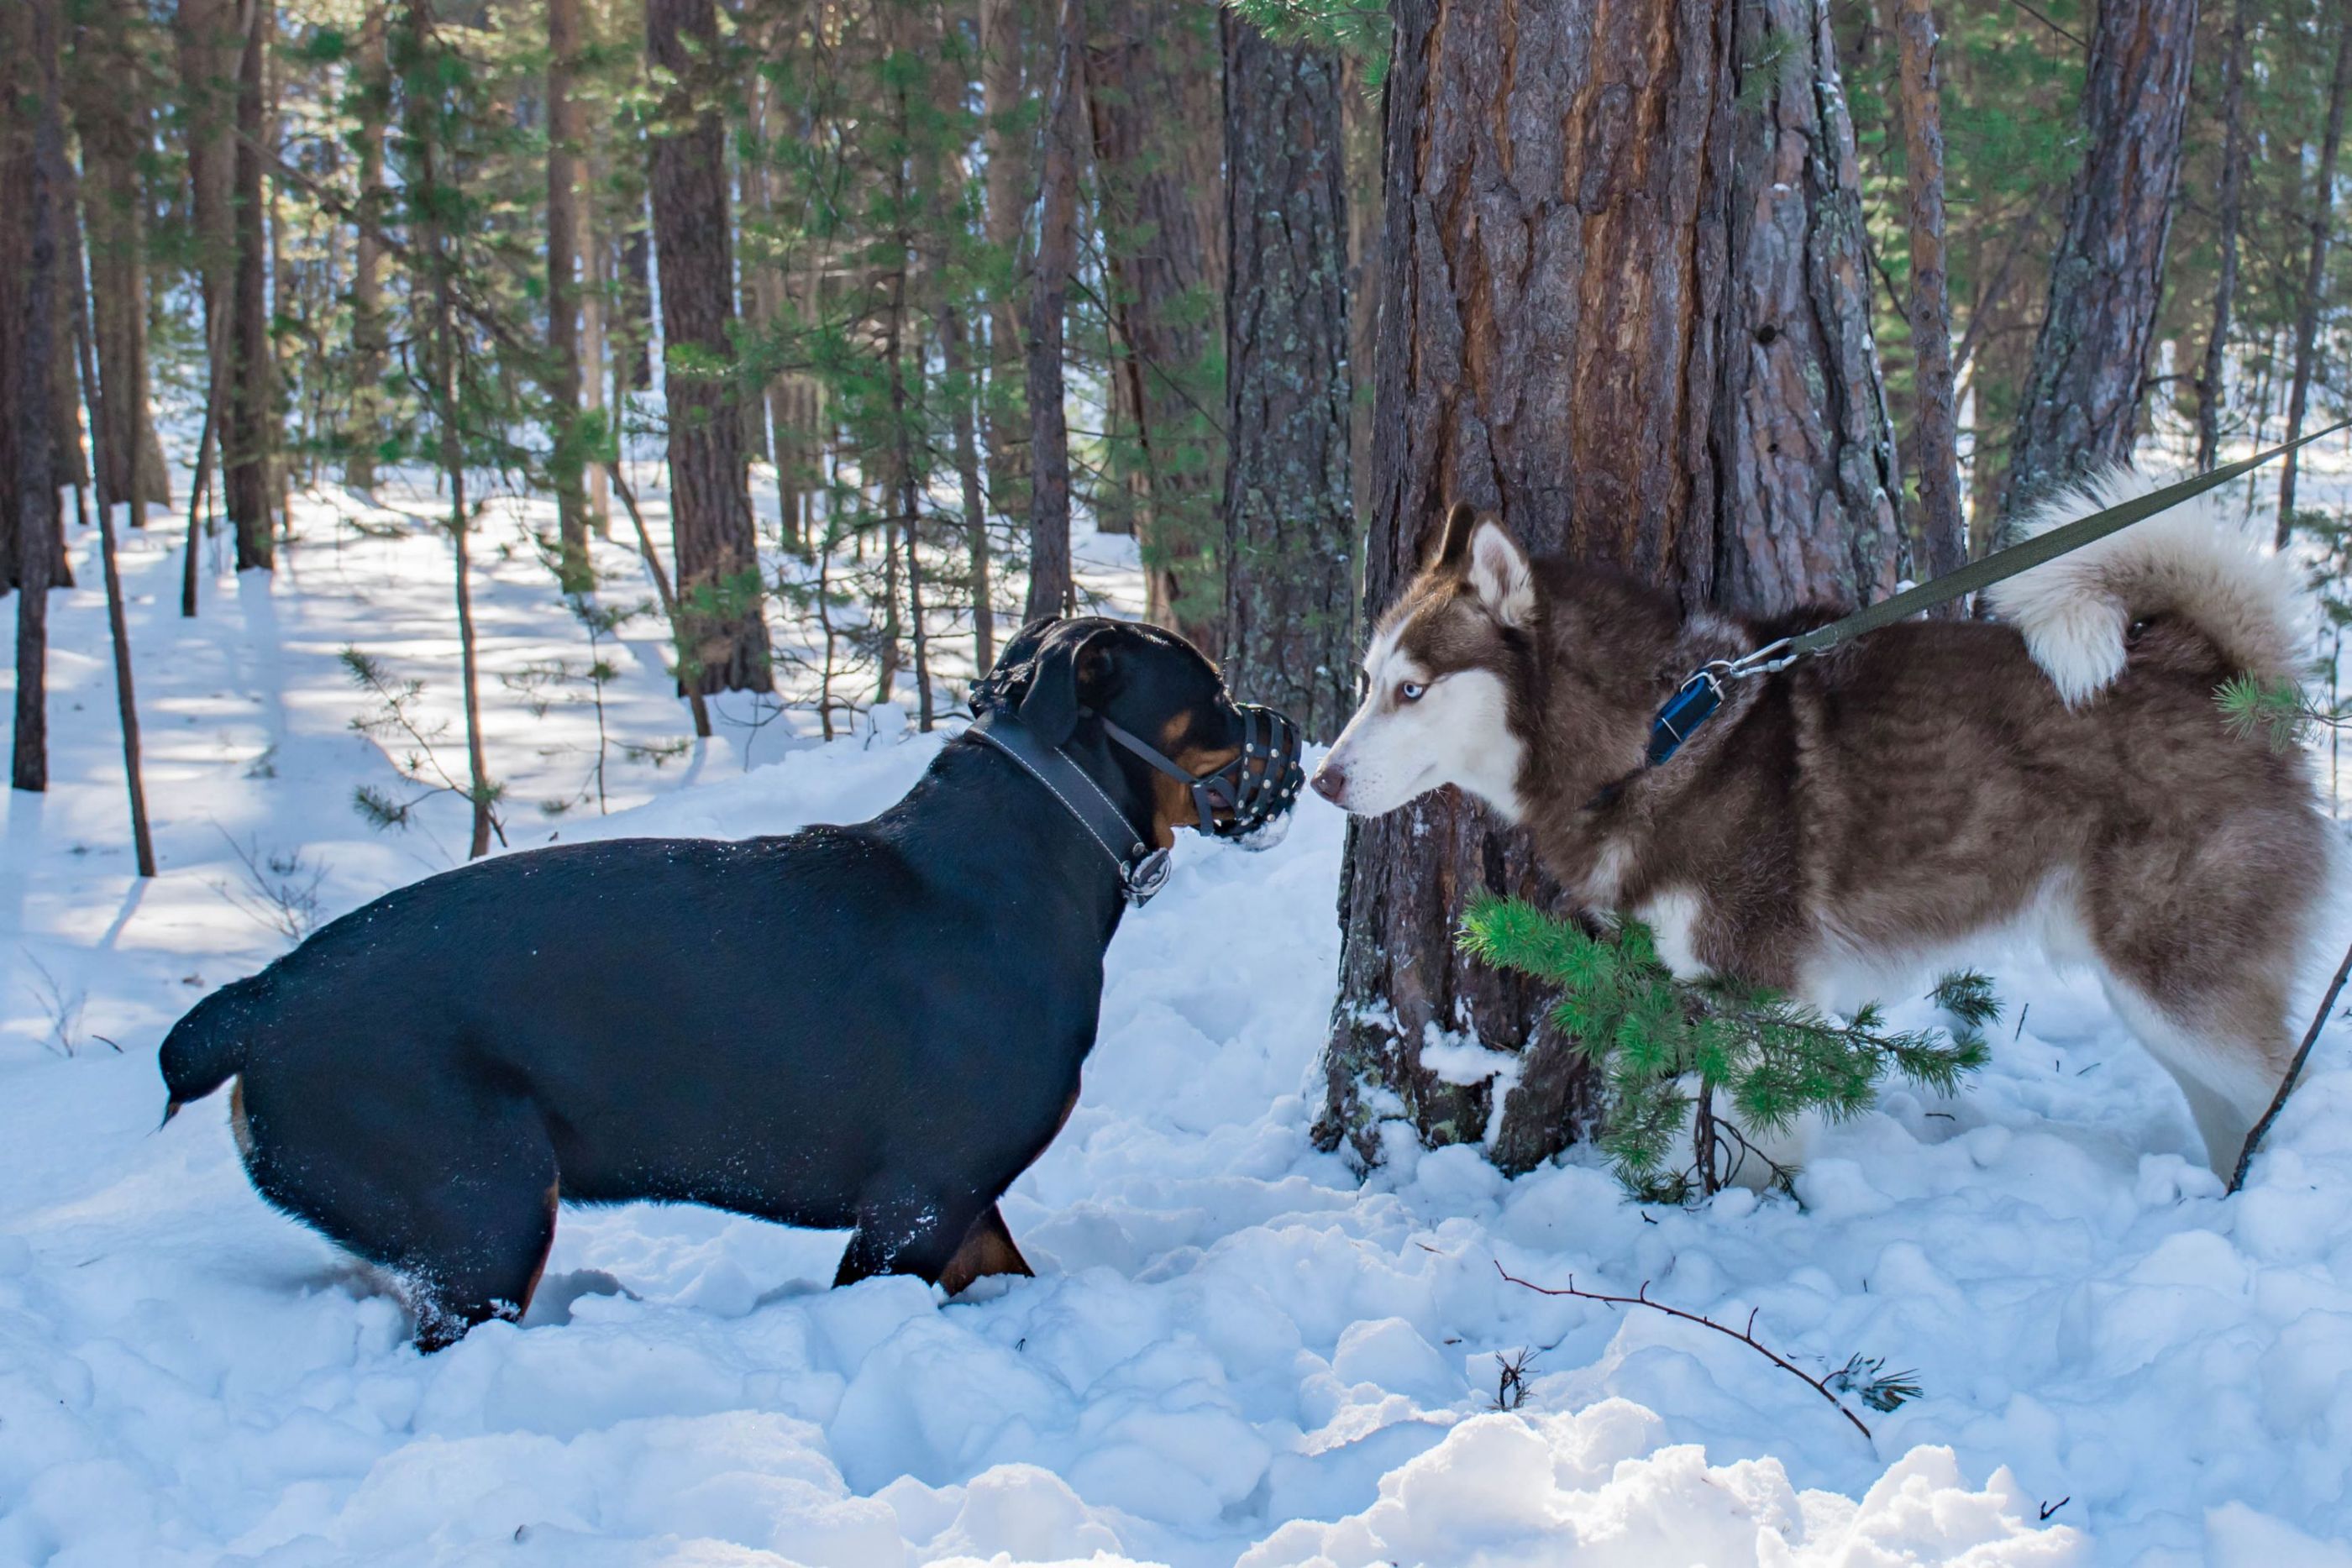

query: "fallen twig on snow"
(1494, 1260), (1885, 1440)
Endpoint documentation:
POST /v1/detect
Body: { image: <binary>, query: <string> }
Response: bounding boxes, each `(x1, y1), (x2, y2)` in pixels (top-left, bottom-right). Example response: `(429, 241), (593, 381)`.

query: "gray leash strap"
(1738, 418), (2352, 679)
(1640, 420), (2352, 769)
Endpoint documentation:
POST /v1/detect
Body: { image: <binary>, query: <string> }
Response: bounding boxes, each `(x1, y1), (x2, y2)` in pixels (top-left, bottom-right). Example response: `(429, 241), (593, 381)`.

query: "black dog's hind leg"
(937, 1204), (1032, 1296)
(410, 1141), (561, 1348)
(833, 1183), (991, 1289)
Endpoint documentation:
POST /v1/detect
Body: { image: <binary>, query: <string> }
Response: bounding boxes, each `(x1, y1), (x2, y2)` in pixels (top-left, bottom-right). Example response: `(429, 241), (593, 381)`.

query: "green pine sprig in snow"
(1458, 894), (1993, 1198)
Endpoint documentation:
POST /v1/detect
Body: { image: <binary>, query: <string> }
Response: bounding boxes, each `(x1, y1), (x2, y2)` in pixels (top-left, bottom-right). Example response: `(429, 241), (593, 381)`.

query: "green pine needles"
(1458, 894), (1996, 1199)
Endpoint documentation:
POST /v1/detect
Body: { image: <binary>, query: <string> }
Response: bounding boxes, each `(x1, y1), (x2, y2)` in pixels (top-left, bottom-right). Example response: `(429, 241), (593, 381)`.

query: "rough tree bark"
(223, 0), (275, 570)
(8, 0), (64, 793)
(70, 0), (170, 520)
(1896, 0), (1966, 583)
(2196, 0), (2252, 472)
(2278, 11), (2352, 544)
(1219, 12), (1356, 742)
(1023, 0), (1084, 625)
(1084, 0), (1226, 648)
(1315, 0), (1900, 1172)
(547, 0), (591, 586)
(647, 0), (773, 694)
(1997, 0), (2198, 525)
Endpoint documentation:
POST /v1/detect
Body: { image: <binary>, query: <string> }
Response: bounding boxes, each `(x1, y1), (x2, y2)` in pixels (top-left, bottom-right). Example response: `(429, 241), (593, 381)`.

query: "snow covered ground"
(6, 470), (2352, 1564)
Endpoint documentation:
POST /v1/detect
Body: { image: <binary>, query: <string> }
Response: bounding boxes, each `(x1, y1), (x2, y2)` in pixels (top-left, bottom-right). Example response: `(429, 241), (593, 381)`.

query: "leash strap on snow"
(1642, 419), (2352, 769)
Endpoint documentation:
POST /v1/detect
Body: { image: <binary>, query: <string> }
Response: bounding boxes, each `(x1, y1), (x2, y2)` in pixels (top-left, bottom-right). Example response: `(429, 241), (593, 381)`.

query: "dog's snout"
(1310, 762), (1347, 805)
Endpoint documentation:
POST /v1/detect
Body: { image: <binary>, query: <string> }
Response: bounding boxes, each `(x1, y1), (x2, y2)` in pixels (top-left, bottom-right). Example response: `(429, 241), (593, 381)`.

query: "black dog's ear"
(1020, 623), (1116, 746)
(1430, 501), (1482, 574)
(990, 616), (1063, 677)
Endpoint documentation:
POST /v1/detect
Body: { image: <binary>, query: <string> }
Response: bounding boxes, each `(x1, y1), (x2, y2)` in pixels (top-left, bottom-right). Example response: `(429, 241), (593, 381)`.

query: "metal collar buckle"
(1125, 846), (1173, 904)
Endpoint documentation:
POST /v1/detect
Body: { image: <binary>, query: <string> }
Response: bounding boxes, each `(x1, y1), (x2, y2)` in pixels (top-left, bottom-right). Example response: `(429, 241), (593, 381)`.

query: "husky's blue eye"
(1398, 681), (1426, 703)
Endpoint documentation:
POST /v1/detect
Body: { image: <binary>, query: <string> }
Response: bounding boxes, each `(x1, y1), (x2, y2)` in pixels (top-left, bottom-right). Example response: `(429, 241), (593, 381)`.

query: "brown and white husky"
(1311, 479), (2337, 1176)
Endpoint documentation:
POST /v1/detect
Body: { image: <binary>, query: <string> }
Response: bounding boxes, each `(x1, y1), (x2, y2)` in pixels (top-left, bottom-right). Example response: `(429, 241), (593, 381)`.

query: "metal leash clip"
(1645, 639), (1798, 767)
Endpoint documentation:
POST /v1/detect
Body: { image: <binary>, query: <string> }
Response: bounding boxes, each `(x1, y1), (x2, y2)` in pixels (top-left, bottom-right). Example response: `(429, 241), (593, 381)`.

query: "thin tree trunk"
(582, 174), (611, 536)
(2279, 12), (2352, 545)
(67, 180), (157, 874)
(1896, 0), (1965, 582)
(1219, 12), (1355, 741)
(346, 1), (387, 491)
(223, 0), (274, 570)
(1317, 0), (1899, 1173)
(941, 300), (995, 673)
(1084, 0), (1225, 647)
(1023, 0), (1083, 625)
(979, 0), (1029, 527)
(8, 0), (64, 794)
(647, 0), (772, 694)
(182, 312), (223, 617)
(618, 216), (654, 393)
(407, 0), (495, 859)
(1998, 0), (2198, 523)
(605, 459), (713, 737)
(179, 0), (238, 510)
(547, 0), (591, 586)
(70, 0), (167, 520)
(2197, 0), (2253, 472)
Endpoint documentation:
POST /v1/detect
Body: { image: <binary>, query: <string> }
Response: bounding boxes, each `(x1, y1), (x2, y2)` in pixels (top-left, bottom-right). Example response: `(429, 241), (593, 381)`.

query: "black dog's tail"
(159, 974), (270, 1124)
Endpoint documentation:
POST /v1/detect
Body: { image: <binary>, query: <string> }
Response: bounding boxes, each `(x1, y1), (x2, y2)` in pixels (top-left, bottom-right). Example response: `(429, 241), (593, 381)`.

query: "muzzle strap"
(1100, 705), (1305, 839)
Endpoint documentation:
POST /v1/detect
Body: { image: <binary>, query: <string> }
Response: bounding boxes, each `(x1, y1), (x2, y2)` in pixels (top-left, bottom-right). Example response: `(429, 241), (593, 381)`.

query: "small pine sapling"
(1458, 894), (1994, 1198)
(342, 648), (507, 846)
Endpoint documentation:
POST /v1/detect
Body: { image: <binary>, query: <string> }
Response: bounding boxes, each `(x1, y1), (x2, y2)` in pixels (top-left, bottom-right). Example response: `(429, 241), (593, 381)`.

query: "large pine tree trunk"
(1219, 13), (1355, 742)
(1084, 0), (1226, 648)
(1997, 0), (2197, 523)
(70, 0), (168, 520)
(646, 0), (772, 694)
(2276, 14), (2352, 543)
(223, 0), (275, 571)
(1315, 0), (1899, 1172)
(547, 0), (591, 586)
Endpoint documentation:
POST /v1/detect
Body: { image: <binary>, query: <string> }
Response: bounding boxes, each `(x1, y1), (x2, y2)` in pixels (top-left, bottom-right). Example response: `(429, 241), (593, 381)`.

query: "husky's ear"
(1430, 501), (1481, 574)
(1467, 520), (1535, 628)
(1020, 623), (1116, 747)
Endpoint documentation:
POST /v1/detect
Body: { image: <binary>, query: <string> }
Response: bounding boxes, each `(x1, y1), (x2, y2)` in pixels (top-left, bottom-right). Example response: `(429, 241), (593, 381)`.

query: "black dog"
(159, 617), (1303, 1347)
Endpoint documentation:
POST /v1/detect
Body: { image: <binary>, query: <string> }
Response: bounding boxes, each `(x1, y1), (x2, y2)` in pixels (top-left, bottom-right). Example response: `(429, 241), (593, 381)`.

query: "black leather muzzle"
(1099, 705), (1305, 840)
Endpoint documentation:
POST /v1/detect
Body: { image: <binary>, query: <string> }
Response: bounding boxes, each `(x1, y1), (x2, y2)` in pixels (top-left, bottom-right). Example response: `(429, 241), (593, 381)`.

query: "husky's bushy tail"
(1985, 469), (2311, 707)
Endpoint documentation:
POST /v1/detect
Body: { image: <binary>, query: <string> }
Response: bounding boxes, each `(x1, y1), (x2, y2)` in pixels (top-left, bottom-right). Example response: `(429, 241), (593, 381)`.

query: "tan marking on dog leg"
(938, 1204), (1033, 1296)
(228, 1077), (255, 1160)
(517, 1177), (560, 1319)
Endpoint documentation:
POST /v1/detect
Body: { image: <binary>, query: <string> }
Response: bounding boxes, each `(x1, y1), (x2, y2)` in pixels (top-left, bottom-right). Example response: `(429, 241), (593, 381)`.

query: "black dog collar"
(966, 711), (1175, 905)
